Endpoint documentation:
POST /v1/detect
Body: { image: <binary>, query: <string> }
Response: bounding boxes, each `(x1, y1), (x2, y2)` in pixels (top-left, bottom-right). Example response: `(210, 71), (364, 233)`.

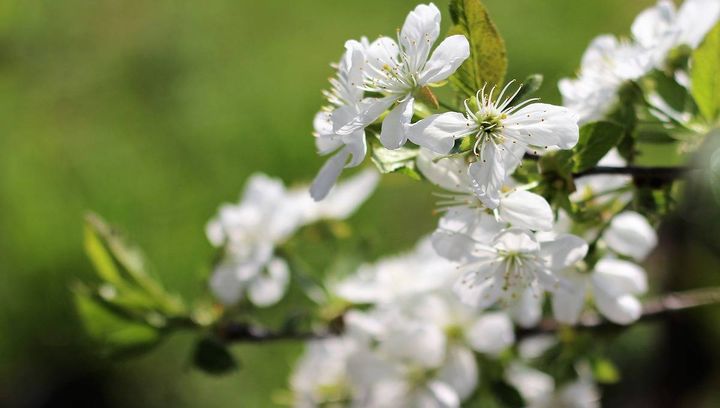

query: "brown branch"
(214, 287), (720, 344)
(572, 165), (691, 182)
(518, 286), (720, 339)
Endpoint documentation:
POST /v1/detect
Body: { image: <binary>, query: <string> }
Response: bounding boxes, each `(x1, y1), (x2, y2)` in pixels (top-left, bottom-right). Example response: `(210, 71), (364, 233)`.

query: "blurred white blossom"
(207, 170), (378, 306)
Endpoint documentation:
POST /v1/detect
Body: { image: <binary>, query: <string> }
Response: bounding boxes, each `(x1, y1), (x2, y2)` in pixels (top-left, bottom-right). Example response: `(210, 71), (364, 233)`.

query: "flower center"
(471, 112), (507, 157)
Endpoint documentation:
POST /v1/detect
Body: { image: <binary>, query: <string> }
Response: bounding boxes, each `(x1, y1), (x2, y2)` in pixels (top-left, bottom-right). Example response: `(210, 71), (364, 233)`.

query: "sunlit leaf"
(691, 22), (720, 122)
(447, 0), (507, 97)
(573, 121), (625, 172)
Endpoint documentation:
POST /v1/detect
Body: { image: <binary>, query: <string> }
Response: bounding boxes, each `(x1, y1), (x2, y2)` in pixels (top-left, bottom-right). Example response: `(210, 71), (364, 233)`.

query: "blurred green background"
(2, 0), (720, 407)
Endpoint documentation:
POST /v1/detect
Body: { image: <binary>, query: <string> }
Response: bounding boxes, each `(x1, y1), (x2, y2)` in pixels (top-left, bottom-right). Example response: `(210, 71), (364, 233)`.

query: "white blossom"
(291, 337), (357, 407)
(506, 362), (600, 408)
(344, 310), (472, 408)
(310, 40), (370, 200)
(417, 148), (554, 229)
(410, 83), (579, 207)
(553, 257), (649, 325)
(631, 0), (720, 69)
(559, 36), (652, 124)
(434, 224), (588, 327)
(335, 3), (470, 150)
(333, 237), (456, 305)
(207, 171), (378, 306)
(602, 211), (658, 261)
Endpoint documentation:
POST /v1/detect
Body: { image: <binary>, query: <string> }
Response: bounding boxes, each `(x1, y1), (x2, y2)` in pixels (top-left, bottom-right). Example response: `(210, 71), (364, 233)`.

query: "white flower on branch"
(206, 171), (378, 307)
(333, 237), (456, 305)
(559, 35), (652, 124)
(553, 258), (649, 325)
(506, 362), (600, 408)
(417, 148), (554, 230)
(310, 40), (370, 200)
(632, 0), (720, 69)
(344, 309), (477, 408)
(409, 83), (579, 208)
(334, 3), (470, 150)
(602, 211), (658, 262)
(291, 337), (357, 407)
(433, 223), (588, 328)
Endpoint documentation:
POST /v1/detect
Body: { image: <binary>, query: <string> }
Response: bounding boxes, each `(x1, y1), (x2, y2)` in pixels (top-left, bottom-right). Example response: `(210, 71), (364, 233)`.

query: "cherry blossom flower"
(335, 3), (470, 150)
(310, 40), (369, 200)
(410, 83), (579, 207)
(207, 171), (377, 306)
(417, 148), (554, 226)
(553, 258), (649, 325)
(559, 36), (652, 124)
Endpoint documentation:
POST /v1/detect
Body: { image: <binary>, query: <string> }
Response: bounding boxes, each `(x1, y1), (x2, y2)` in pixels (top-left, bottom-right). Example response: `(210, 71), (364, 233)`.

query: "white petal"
(205, 217), (225, 247)
(551, 272), (588, 325)
(468, 142), (505, 209)
(505, 363), (555, 406)
(592, 258), (648, 295)
(343, 131), (367, 167)
(504, 103), (580, 149)
(540, 234), (589, 271)
(426, 380), (461, 408)
(380, 97), (415, 149)
(466, 312), (515, 355)
(365, 36), (401, 75)
(493, 228), (541, 253)
(511, 287), (544, 328)
(380, 322), (446, 368)
(334, 96), (396, 135)
(676, 0), (720, 48)
(418, 35), (471, 85)
(416, 148), (473, 193)
(437, 346), (478, 401)
(498, 190), (554, 231)
(453, 262), (504, 308)
(317, 169), (379, 219)
(400, 3), (441, 73)
(209, 260), (250, 305)
(247, 257), (290, 307)
(631, 0), (676, 48)
(603, 211), (657, 261)
(310, 149), (351, 201)
(593, 291), (642, 325)
(409, 112), (474, 154)
(313, 110), (344, 155)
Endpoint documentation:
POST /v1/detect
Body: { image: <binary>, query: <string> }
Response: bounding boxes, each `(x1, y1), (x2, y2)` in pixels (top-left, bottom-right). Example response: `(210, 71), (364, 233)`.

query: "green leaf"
(370, 138), (421, 178)
(447, 0), (507, 97)
(591, 357), (621, 384)
(192, 337), (238, 375)
(691, 22), (720, 122)
(572, 121), (625, 172)
(83, 213), (186, 316)
(74, 287), (161, 356)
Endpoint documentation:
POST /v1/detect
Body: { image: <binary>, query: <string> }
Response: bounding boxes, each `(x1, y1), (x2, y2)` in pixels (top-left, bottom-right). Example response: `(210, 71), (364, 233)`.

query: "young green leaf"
(73, 287), (161, 356)
(573, 121), (625, 172)
(447, 0), (507, 97)
(370, 138), (422, 179)
(691, 22), (720, 122)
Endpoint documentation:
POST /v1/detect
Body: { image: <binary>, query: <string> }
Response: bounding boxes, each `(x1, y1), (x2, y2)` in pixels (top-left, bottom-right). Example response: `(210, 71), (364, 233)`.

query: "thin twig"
(518, 286), (720, 338)
(572, 165), (691, 181)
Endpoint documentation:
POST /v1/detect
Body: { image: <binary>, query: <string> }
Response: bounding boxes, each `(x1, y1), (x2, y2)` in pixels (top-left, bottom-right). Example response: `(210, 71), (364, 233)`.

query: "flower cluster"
(206, 170), (378, 307)
(559, 0), (720, 124)
(72, 0), (720, 407)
